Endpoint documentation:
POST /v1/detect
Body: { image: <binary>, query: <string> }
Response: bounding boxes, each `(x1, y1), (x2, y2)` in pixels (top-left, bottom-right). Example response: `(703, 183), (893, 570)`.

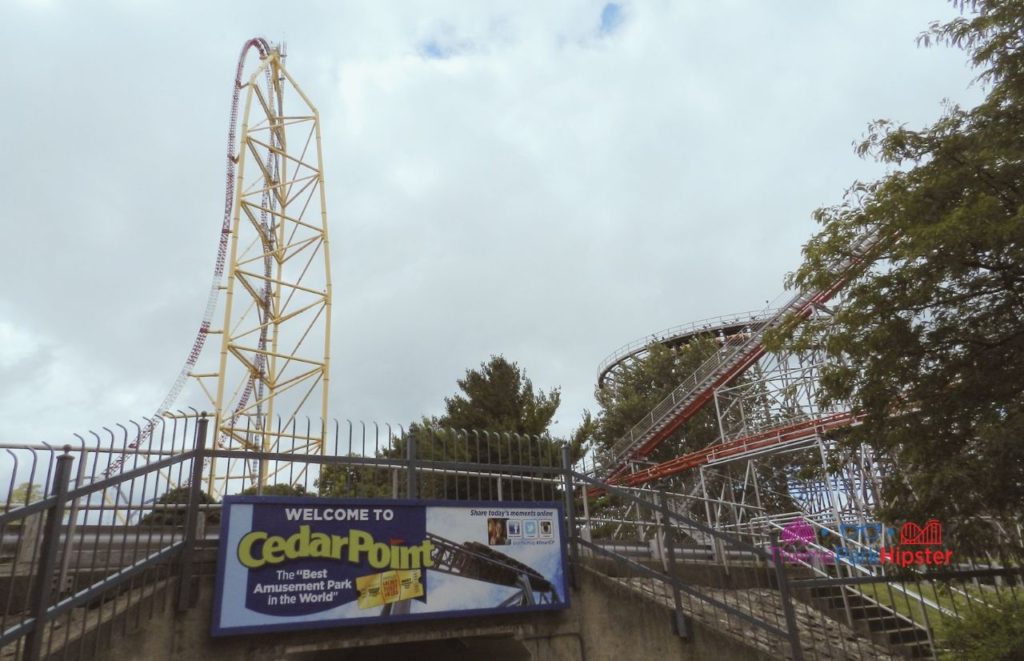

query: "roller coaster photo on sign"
(211, 497), (569, 635)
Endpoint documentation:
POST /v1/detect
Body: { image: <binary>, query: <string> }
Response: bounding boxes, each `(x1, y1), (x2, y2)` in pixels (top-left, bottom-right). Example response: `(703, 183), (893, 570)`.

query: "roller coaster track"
(102, 35), (336, 496)
(427, 533), (559, 604)
(604, 227), (888, 483)
(617, 411), (864, 487)
(103, 39), (273, 479)
(597, 308), (778, 391)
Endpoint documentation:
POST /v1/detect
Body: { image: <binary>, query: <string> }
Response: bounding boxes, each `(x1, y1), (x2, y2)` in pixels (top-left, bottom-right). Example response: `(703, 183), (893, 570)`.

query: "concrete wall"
(94, 569), (774, 661)
(586, 556), (817, 590)
(572, 571), (775, 661)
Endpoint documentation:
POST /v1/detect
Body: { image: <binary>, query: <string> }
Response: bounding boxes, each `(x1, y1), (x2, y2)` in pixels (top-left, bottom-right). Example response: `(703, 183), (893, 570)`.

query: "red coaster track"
(601, 227), (887, 487)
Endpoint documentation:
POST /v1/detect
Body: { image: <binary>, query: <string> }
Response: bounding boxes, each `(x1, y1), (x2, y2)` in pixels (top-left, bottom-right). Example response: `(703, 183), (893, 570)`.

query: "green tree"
(776, 0), (1024, 555)
(591, 340), (721, 466)
(414, 356), (577, 500)
(240, 483), (308, 497)
(945, 598), (1024, 660)
(140, 486), (220, 526)
(6, 483), (43, 507)
(316, 457), (395, 499)
(317, 356), (582, 501)
(433, 355), (561, 435)
(588, 339), (797, 526)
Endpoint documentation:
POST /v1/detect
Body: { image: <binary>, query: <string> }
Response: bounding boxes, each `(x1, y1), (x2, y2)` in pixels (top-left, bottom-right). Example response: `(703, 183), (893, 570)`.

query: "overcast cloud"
(0, 1), (984, 443)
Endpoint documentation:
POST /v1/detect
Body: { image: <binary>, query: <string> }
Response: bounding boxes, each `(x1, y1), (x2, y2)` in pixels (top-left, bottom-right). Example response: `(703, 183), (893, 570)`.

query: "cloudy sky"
(0, 1), (984, 444)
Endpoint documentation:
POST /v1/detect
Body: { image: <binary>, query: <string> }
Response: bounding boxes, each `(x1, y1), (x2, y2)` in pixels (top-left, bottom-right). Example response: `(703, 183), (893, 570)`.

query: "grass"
(851, 578), (1022, 656)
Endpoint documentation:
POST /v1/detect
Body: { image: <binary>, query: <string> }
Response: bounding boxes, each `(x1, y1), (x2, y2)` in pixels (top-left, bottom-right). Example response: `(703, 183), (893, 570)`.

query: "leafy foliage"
(590, 340), (721, 465)
(778, 0), (1024, 554)
(240, 483), (308, 497)
(413, 356), (576, 500)
(140, 486), (220, 526)
(587, 339), (797, 522)
(6, 483), (43, 507)
(435, 355), (561, 437)
(316, 458), (395, 499)
(317, 356), (582, 501)
(944, 597), (1024, 660)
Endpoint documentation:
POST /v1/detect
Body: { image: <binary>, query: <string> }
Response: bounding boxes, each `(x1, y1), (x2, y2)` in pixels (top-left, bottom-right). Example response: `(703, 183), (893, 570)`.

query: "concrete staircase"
(586, 535), (936, 660)
(609, 574), (901, 660)
(805, 583), (933, 659)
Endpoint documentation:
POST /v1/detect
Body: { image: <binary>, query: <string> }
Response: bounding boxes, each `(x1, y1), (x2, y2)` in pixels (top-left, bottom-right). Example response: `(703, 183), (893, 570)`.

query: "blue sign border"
(211, 497), (569, 636)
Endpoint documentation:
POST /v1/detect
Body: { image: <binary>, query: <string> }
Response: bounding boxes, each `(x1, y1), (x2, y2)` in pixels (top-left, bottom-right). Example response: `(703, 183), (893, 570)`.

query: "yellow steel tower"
(197, 45), (331, 496)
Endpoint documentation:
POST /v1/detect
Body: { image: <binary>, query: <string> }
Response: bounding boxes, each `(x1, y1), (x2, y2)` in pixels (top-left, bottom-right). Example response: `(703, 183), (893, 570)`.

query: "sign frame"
(211, 496), (570, 636)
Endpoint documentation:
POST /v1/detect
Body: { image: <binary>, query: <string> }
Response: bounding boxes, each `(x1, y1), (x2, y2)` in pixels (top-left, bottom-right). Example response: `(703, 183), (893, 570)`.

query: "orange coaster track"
(600, 227), (887, 487)
(614, 411), (863, 489)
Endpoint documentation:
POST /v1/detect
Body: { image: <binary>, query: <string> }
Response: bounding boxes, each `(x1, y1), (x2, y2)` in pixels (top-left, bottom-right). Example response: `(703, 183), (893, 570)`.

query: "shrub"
(944, 597), (1024, 660)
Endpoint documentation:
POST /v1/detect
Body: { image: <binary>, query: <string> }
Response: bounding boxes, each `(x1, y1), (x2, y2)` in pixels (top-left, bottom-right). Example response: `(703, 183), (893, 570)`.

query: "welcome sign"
(212, 497), (569, 635)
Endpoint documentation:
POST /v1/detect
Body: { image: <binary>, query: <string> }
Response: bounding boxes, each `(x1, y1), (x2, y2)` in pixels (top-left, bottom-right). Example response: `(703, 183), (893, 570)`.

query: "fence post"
(652, 492), (668, 571)
(580, 477), (592, 543)
(25, 446), (74, 661)
(772, 532), (804, 661)
(654, 493), (689, 639)
(560, 444), (579, 589)
(177, 415), (209, 611)
(56, 445), (88, 595)
(406, 431), (418, 499)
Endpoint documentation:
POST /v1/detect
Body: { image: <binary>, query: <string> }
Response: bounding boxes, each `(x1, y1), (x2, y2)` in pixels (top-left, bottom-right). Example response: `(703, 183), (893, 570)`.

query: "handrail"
(607, 290), (808, 467)
(758, 517), (956, 619)
(603, 226), (888, 477)
(571, 469), (769, 559)
(596, 308), (777, 385)
(576, 538), (791, 639)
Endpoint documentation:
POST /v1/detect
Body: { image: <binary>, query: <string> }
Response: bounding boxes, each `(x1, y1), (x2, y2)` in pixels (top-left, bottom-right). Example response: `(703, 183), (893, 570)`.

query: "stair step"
(884, 628), (930, 644)
(821, 595), (876, 611)
(837, 605), (886, 620)
(898, 643), (935, 659)
(863, 616), (913, 631)
(810, 586), (845, 598)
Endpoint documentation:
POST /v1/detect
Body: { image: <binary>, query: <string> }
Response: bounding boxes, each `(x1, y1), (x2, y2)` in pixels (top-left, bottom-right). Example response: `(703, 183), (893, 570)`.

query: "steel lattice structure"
(590, 312), (890, 564)
(599, 227), (886, 484)
(97, 40), (331, 500)
(196, 42), (332, 496)
(590, 227), (893, 549)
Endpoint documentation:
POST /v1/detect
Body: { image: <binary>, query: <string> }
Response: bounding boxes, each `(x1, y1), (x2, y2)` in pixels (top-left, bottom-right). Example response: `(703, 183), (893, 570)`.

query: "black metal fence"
(1, 415), (1019, 660)
(786, 563), (1023, 659)
(0, 415), (566, 660)
(570, 474), (1024, 660)
(0, 430), (199, 660)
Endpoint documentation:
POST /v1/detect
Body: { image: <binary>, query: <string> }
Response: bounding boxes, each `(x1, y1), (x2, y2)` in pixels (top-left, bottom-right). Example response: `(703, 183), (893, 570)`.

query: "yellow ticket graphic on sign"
(399, 569), (423, 601)
(356, 573), (383, 609)
(357, 570), (424, 609)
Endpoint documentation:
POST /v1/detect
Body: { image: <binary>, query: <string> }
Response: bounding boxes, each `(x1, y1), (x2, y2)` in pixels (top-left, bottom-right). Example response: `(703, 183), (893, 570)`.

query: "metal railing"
(607, 291), (810, 467)
(564, 468), (809, 660)
(3, 404), (997, 660)
(596, 308), (777, 386)
(604, 225), (889, 475)
(0, 415), (574, 660)
(789, 565), (1023, 659)
(0, 432), (201, 660)
(568, 465), (1024, 660)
